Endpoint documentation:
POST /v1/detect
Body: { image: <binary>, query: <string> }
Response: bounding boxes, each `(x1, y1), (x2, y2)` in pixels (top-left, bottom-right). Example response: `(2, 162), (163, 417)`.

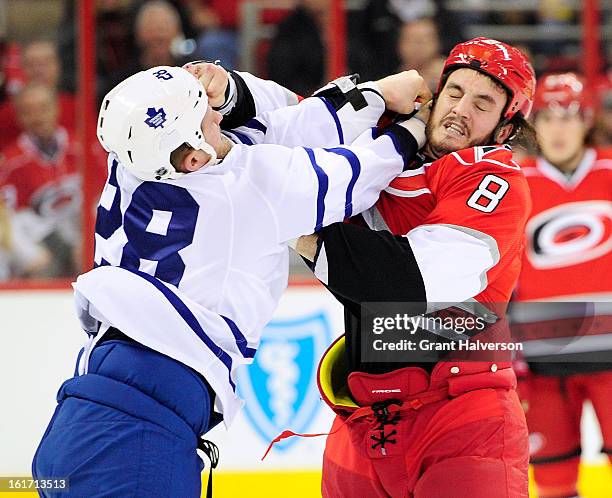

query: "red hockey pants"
(522, 371), (612, 498)
(320, 363), (529, 498)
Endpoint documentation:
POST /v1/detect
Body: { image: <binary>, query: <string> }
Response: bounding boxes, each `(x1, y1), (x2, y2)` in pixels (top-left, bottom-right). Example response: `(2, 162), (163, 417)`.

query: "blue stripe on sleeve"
(324, 147), (361, 218)
(126, 268), (236, 390)
(228, 130), (254, 145)
(221, 316), (257, 358)
(244, 118), (267, 134)
(318, 97), (344, 144)
(382, 127), (415, 170)
(383, 129), (402, 158)
(304, 148), (328, 231)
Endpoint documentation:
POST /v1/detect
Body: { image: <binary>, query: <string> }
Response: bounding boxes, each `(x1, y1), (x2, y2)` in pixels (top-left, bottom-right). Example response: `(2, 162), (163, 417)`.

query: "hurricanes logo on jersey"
(526, 200), (612, 269)
(31, 175), (81, 219)
(145, 107), (167, 129)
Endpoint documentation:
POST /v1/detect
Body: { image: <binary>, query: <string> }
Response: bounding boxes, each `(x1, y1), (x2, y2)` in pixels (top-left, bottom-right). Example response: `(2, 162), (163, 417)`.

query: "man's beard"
(425, 119), (454, 158)
(216, 135), (234, 160)
(425, 119), (497, 159)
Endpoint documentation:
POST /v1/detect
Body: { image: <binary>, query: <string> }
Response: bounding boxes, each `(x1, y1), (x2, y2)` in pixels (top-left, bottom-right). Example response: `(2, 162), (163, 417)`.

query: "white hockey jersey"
(73, 81), (425, 426)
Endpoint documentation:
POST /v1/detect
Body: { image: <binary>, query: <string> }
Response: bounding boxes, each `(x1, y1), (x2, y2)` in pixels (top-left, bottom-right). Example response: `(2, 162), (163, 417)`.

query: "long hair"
(506, 113), (538, 155)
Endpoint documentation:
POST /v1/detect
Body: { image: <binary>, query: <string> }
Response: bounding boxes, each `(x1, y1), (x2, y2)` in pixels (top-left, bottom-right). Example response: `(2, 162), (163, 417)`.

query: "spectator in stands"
(397, 16), (445, 91)
(192, 0), (238, 69)
(388, 0), (435, 22)
(0, 198), (50, 280)
(132, 0), (210, 40)
(23, 40), (63, 88)
(0, 40), (76, 150)
(95, 0), (139, 75)
(103, 1), (188, 96)
(266, 0), (327, 96)
(136, 1), (186, 68)
(0, 83), (104, 278)
(58, 0), (138, 97)
(266, 0), (380, 96)
(61, 0), (200, 100)
(196, 0), (240, 31)
(348, 0), (402, 81)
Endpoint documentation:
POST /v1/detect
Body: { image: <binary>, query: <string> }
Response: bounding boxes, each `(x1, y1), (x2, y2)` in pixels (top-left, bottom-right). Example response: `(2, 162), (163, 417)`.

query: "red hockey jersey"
(370, 144), (532, 308)
(511, 148), (612, 371)
(0, 130), (106, 243)
(514, 148), (612, 301)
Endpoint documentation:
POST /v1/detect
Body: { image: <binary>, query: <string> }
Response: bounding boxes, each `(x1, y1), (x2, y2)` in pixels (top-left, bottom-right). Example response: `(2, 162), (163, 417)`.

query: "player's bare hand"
(183, 62), (228, 108)
(375, 70), (432, 115)
(294, 233), (319, 261)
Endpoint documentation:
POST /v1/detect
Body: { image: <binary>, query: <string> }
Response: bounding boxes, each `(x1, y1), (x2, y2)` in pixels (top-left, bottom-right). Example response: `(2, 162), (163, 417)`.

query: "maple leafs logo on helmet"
(145, 107), (167, 129)
(438, 37), (536, 120)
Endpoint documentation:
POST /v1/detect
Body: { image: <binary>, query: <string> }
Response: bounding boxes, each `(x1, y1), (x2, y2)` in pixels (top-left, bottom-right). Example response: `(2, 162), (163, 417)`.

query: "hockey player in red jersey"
(513, 73), (612, 498)
(0, 83), (106, 276)
(293, 38), (536, 497)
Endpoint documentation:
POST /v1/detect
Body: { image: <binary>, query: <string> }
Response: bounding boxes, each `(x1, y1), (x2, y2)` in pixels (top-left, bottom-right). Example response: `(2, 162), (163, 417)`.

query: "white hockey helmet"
(97, 66), (216, 181)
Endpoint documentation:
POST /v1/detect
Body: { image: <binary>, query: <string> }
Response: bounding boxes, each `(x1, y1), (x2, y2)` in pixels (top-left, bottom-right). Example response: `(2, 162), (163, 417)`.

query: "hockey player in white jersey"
(32, 64), (430, 497)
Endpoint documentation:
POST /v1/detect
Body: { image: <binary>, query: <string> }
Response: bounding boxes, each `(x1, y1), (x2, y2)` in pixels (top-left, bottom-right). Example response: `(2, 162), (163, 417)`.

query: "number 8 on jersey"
(467, 174), (510, 213)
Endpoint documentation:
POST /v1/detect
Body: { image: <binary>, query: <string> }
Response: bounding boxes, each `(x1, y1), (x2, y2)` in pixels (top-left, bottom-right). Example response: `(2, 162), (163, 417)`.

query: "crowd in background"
(0, 0), (612, 281)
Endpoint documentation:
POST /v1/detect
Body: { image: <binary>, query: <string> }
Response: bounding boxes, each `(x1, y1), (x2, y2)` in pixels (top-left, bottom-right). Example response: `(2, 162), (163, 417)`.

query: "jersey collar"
(536, 148), (596, 189)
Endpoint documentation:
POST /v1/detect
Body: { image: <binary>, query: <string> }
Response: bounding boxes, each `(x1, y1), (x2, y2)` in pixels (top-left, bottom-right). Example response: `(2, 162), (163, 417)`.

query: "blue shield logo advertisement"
(238, 312), (332, 451)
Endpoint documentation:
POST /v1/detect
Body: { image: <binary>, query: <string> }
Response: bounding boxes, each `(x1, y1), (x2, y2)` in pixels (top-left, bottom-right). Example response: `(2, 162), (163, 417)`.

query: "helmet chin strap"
(199, 141), (219, 168)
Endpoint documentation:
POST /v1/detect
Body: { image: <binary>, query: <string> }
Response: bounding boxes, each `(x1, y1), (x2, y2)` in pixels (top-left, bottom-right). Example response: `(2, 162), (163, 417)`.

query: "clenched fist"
(375, 70), (432, 115)
(184, 62), (229, 108)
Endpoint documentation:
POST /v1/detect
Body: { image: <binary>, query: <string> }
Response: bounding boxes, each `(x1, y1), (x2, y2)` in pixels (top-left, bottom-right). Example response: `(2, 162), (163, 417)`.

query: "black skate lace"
(198, 438), (219, 498)
(370, 400), (402, 451)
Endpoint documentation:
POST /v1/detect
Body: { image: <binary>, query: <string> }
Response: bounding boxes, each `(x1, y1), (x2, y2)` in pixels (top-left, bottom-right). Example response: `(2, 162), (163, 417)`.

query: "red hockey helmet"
(437, 37), (536, 120)
(532, 72), (592, 116)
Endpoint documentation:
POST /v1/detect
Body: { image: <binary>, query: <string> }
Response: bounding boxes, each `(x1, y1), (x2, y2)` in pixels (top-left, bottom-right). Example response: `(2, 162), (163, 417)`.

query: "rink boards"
(0, 286), (610, 497)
